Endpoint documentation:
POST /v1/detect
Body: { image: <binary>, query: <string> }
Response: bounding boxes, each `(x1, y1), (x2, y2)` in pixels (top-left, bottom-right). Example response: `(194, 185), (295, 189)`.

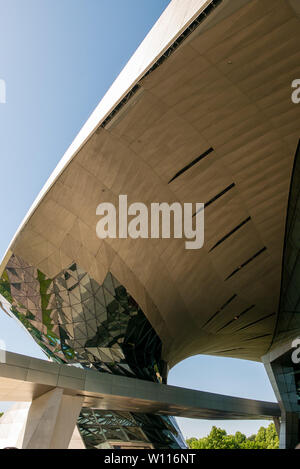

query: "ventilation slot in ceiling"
(225, 247), (267, 281)
(168, 147), (214, 184)
(143, 0), (224, 80)
(203, 294), (237, 328)
(214, 348), (244, 354)
(235, 313), (275, 332)
(209, 217), (251, 252)
(216, 305), (255, 332)
(100, 84), (141, 129)
(243, 334), (272, 342)
(98, 0), (224, 132)
(193, 183), (235, 217)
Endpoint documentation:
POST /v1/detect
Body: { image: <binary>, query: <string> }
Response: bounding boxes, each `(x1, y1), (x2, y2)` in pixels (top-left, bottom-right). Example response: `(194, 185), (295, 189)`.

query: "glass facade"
(0, 254), (186, 449)
(274, 141), (300, 346)
(77, 409), (185, 449)
(266, 141), (300, 448)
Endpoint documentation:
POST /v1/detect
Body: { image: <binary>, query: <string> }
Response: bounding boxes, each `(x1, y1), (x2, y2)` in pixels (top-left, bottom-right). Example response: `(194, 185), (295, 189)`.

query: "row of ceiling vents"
(172, 148), (269, 334)
(99, 0), (223, 130)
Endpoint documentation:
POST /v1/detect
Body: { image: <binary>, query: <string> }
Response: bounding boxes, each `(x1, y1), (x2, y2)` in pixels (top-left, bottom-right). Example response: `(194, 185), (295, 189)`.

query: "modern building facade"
(0, 0), (300, 448)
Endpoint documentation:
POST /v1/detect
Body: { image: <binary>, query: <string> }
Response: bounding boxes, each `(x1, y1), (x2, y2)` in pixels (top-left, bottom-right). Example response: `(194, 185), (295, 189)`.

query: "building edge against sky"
(0, 0), (300, 449)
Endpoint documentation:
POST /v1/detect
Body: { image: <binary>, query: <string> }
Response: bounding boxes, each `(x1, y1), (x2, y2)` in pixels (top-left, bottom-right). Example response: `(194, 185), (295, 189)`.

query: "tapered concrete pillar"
(0, 392), (84, 449)
(48, 393), (85, 449)
(273, 417), (281, 438)
(20, 388), (84, 449)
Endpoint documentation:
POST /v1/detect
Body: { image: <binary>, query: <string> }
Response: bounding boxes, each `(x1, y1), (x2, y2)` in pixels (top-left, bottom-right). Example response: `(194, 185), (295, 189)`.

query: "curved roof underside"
(2, 0), (300, 366)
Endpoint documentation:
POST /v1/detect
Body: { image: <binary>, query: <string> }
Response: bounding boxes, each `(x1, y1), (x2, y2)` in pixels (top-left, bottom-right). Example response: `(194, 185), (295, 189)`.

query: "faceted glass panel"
(0, 254), (186, 449)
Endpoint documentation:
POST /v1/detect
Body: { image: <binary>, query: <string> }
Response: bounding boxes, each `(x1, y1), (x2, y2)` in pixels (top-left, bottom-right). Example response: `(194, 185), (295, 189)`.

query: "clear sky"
(0, 0), (276, 439)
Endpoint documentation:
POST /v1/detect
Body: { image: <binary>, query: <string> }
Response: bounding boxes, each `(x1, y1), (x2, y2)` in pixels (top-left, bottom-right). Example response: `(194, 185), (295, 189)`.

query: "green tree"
(264, 423), (279, 449)
(235, 431), (246, 445)
(186, 423), (279, 449)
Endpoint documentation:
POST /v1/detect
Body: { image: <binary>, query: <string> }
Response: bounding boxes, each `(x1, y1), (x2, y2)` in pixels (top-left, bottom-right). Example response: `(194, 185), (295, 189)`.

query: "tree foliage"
(186, 423), (279, 449)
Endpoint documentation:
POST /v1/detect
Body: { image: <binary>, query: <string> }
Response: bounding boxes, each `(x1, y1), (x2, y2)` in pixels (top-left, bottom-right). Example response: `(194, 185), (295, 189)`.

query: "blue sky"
(0, 0), (276, 439)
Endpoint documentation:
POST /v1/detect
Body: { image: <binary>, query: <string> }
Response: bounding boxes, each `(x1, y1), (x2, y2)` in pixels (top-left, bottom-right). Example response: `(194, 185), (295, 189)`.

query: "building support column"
(20, 388), (84, 449)
(273, 416), (281, 438)
(279, 412), (300, 450)
(263, 342), (300, 449)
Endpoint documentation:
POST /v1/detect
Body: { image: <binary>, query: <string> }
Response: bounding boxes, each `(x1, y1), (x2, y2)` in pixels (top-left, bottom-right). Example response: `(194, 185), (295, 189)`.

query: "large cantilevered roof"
(1, 0), (300, 367)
